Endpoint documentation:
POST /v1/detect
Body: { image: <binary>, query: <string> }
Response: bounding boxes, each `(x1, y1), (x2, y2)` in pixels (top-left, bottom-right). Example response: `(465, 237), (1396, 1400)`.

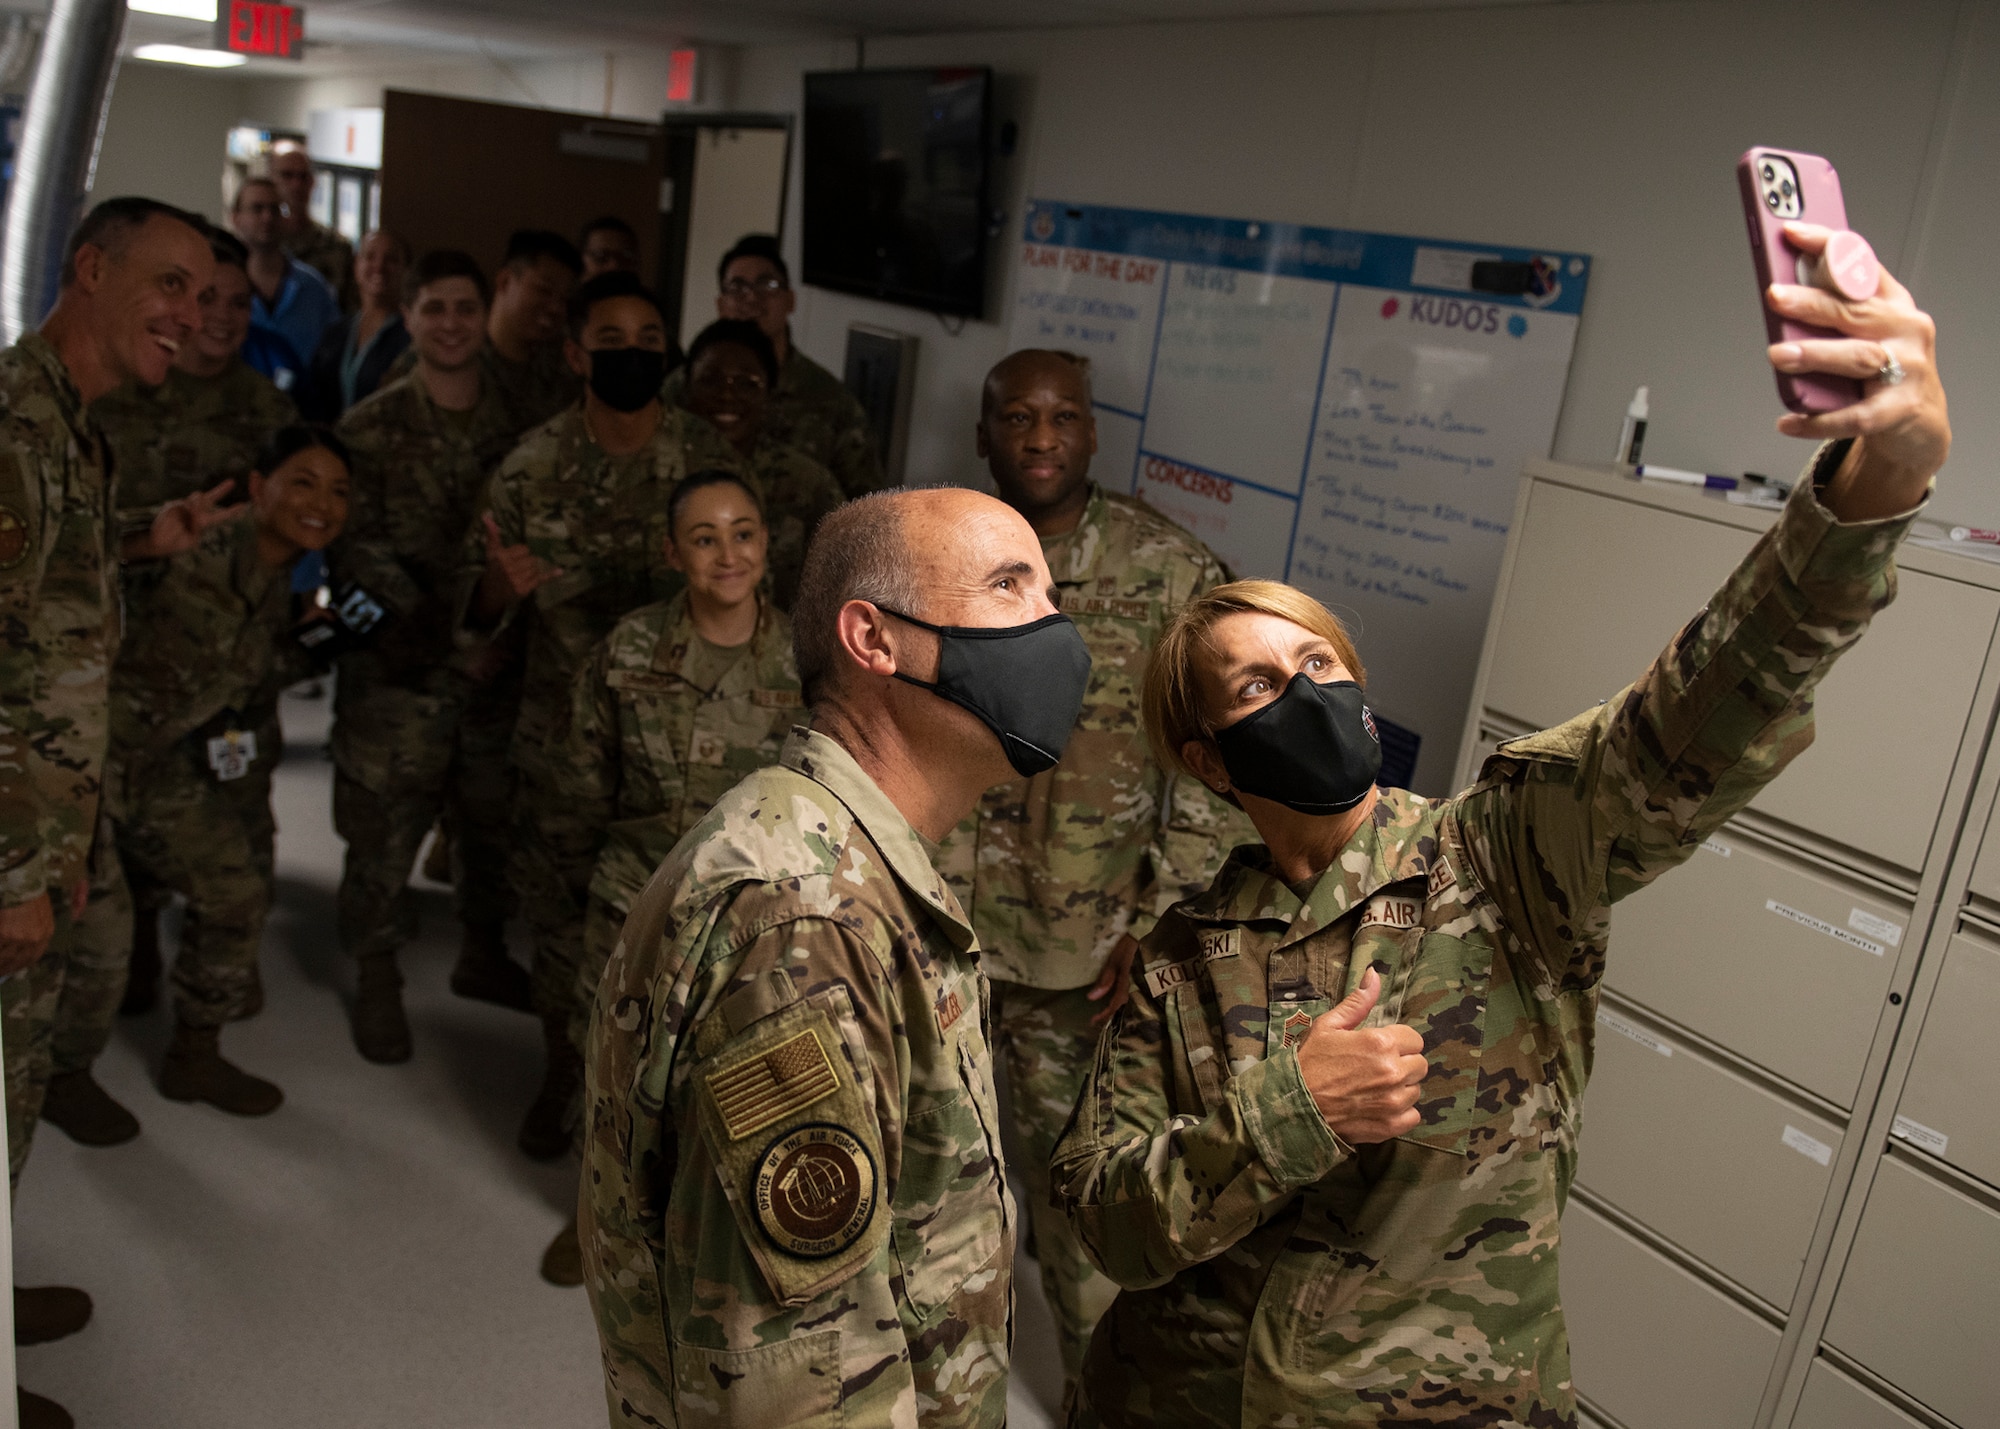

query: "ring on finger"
(1876, 351), (1907, 387)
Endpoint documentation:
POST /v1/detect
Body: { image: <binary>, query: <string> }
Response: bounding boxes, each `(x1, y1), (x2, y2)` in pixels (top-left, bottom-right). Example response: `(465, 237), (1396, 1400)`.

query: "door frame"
(657, 112), (793, 343)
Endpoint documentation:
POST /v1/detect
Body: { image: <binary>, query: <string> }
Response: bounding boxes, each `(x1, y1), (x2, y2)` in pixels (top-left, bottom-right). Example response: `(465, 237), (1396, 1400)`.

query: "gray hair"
(792, 491), (923, 706)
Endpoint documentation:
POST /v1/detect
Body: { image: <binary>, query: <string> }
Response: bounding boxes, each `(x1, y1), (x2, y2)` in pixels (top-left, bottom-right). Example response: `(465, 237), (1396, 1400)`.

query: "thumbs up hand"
(1296, 966), (1430, 1144)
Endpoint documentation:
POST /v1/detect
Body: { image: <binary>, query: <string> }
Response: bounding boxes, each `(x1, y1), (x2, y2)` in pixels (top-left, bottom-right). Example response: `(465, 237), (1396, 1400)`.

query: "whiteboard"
(1009, 200), (1592, 794)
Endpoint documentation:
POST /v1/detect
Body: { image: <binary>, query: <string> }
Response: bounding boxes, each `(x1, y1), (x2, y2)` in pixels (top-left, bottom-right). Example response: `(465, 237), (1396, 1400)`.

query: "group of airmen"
(0, 160), (1954, 1429)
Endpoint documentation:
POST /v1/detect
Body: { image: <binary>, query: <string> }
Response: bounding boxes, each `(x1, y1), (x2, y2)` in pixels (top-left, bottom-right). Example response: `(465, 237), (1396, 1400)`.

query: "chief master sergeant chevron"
(580, 485), (1095, 1428)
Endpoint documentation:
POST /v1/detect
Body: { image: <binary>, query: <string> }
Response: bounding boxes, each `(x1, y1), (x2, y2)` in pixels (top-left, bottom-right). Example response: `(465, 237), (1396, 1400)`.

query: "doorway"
(660, 116), (791, 350)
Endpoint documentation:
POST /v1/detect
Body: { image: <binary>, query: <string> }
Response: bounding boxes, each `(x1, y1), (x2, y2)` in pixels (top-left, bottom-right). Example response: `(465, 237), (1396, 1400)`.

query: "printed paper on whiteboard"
(1010, 201), (1590, 792)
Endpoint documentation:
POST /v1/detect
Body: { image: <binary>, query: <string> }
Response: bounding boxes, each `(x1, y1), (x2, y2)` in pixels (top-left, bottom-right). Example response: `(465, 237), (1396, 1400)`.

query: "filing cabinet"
(1890, 927), (2000, 1190)
(1607, 830), (1906, 1107)
(1821, 1156), (2000, 1429)
(1458, 461), (2000, 1429)
(1563, 1202), (1780, 1429)
(1794, 1360), (1931, 1429)
(1476, 473), (1999, 876)
(1576, 1007), (1842, 1309)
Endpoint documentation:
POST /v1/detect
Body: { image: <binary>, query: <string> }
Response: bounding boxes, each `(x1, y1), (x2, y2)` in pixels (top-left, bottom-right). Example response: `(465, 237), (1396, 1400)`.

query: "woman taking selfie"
(536, 467), (803, 1284)
(50, 426), (350, 1130)
(1052, 224), (1950, 1426)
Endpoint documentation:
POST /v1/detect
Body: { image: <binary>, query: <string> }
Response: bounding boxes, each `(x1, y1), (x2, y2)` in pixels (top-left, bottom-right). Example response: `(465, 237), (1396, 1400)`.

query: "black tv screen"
(802, 67), (991, 318)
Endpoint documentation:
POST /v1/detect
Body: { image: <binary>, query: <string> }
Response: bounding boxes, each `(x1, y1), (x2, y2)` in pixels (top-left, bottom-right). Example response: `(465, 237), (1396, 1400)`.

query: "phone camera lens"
(1781, 180), (1794, 198)
(1761, 164), (1775, 181)
(1766, 192), (1780, 210)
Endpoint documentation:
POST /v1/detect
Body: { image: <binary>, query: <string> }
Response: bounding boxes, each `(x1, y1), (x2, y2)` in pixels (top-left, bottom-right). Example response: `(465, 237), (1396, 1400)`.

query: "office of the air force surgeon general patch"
(753, 1123), (878, 1259)
(0, 504), (28, 569)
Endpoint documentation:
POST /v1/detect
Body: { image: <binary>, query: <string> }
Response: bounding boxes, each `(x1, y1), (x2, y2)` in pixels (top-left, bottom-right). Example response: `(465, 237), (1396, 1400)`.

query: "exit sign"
(215, 0), (305, 60)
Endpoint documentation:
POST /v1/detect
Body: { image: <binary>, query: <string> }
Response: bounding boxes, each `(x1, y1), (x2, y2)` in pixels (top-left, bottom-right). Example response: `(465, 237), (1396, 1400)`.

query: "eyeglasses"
(722, 276), (787, 298)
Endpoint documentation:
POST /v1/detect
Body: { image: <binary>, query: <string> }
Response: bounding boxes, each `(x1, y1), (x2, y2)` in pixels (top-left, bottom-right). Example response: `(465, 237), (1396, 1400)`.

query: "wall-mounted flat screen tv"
(802, 67), (991, 318)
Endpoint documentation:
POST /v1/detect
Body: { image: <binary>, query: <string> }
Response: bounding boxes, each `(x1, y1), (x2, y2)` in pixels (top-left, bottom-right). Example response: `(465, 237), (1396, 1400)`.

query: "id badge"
(206, 728), (258, 782)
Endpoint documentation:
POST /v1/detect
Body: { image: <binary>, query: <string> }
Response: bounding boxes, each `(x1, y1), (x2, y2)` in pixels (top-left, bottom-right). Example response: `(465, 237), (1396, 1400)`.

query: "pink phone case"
(1737, 146), (1864, 414)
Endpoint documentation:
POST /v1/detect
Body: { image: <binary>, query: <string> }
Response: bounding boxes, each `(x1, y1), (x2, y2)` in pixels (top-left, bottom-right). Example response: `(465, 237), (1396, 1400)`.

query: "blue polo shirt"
(247, 257), (339, 393)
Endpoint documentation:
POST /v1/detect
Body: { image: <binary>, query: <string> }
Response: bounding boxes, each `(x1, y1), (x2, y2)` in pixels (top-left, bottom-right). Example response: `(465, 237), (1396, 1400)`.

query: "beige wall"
(88, 62), (249, 224)
(729, 0), (2000, 520)
(102, 1), (2000, 518)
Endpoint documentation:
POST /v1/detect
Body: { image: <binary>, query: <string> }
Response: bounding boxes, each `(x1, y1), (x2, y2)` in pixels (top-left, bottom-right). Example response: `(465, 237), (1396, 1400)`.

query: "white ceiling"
(56, 0), (1597, 76)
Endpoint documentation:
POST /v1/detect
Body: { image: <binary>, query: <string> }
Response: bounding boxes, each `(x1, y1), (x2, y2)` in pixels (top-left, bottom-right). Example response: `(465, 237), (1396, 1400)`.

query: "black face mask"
(587, 346), (667, 413)
(1214, 675), (1381, 815)
(881, 609), (1094, 777)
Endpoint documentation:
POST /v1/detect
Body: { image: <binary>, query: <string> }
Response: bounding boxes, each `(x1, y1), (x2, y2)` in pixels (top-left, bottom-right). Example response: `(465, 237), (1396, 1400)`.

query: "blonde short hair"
(1143, 579), (1365, 779)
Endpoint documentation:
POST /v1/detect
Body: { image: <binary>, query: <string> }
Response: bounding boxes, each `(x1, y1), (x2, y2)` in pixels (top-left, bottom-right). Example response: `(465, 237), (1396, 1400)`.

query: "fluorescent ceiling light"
(128, 0), (218, 18)
(132, 43), (246, 67)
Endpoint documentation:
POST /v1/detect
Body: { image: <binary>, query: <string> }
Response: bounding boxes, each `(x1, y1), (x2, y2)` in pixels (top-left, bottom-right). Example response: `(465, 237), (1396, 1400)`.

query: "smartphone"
(1737, 146), (1864, 414)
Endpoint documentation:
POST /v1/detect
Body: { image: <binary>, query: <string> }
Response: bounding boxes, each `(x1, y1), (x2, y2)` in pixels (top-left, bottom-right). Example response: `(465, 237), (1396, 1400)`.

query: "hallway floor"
(12, 692), (1063, 1427)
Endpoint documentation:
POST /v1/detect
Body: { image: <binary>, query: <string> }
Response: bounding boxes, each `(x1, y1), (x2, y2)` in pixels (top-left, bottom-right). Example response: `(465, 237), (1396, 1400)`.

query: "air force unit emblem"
(753, 1123), (878, 1259)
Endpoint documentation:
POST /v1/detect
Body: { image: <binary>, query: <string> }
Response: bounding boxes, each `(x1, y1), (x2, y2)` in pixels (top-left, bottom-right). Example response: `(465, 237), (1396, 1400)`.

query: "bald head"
(793, 486), (1054, 706)
(978, 349), (1097, 530)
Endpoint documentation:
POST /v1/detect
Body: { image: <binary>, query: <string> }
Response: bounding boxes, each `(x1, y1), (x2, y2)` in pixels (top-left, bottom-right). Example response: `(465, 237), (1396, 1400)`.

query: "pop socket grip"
(1794, 229), (1881, 301)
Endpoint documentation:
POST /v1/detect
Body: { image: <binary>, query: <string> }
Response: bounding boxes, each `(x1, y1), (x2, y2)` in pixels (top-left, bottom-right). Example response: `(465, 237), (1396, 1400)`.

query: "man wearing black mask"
(465, 271), (742, 1160)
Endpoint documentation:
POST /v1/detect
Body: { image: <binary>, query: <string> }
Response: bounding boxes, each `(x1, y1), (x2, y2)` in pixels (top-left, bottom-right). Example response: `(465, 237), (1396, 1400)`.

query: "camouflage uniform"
(744, 439), (842, 612)
(1052, 446), (1921, 1428)
(90, 359), (295, 945)
(934, 482), (1250, 1377)
(91, 360), (297, 525)
(283, 220), (358, 312)
(469, 405), (742, 1028)
(581, 727), (1012, 1428)
(545, 593), (801, 1041)
(666, 344), (884, 497)
(386, 343), (581, 440)
(0, 334), (119, 1186)
(55, 518), (307, 1070)
(329, 372), (520, 974)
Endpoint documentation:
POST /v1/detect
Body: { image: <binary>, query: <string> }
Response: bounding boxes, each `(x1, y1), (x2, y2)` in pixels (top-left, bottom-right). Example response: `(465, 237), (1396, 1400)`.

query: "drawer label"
(1781, 1125), (1834, 1166)
(1847, 908), (1904, 947)
(1599, 1010), (1672, 1058)
(1765, 900), (1885, 955)
(1701, 838), (1732, 858)
(1891, 1115), (1949, 1155)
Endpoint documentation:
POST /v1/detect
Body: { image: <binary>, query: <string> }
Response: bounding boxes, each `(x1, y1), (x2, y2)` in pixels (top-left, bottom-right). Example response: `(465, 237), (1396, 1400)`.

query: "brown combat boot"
(351, 954), (412, 1064)
(517, 1019), (581, 1160)
(18, 1387), (73, 1429)
(540, 1215), (583, 1287)
(40, 1070), (140, 1147)
(449, 920), (532, 1013)
(117, 904), (163, 1016)
(158, 1022), (284, 1116)
(14, 1286), (91, 1345)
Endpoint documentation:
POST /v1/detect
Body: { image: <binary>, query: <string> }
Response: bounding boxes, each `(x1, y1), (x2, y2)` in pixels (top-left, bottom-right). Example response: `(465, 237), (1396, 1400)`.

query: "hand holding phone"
(1738, 147), (1863, 413)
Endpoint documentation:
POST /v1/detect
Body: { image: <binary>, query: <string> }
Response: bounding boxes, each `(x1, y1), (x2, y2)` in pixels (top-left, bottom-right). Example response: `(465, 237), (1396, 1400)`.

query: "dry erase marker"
(1950, 527), (2000, 546)
(1637, 464), (1739, 491)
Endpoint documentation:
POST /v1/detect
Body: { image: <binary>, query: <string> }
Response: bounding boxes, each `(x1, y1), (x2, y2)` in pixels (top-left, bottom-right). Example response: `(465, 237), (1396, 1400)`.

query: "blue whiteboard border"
(1022, 200), (1591, 316)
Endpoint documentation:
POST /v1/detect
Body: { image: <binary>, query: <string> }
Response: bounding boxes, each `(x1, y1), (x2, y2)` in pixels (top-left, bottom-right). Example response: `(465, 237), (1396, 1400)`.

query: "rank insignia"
(753, 1123), (878, 1260)
(1281, 1010), (1313, 1049)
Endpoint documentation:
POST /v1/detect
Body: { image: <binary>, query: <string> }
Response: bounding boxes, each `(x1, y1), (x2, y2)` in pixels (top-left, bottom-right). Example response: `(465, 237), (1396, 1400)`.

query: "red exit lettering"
(218, 1), (307, 60)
